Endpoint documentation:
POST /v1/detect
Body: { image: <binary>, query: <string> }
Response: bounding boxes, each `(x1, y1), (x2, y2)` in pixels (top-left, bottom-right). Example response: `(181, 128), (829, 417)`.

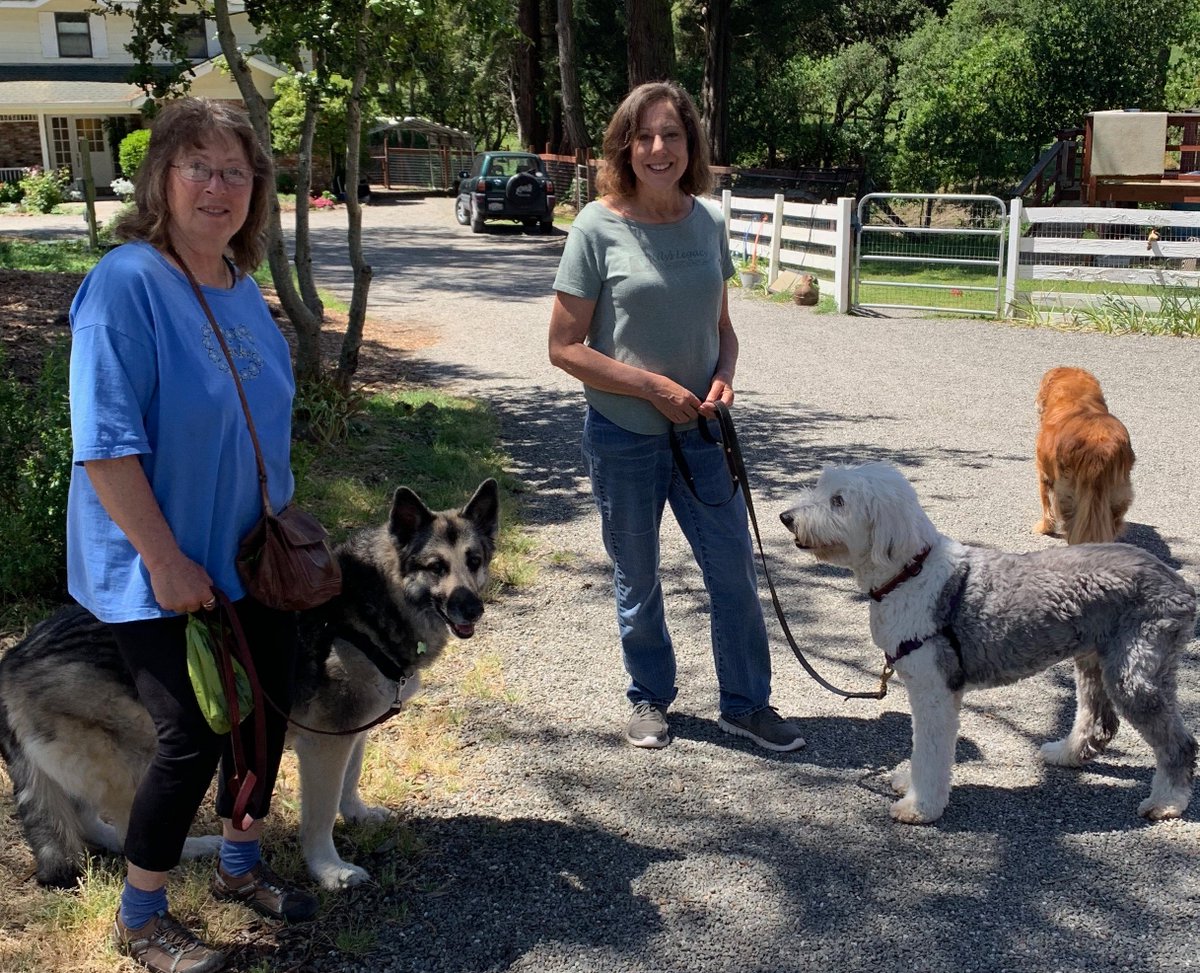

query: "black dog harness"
(881, 566), (970, 690)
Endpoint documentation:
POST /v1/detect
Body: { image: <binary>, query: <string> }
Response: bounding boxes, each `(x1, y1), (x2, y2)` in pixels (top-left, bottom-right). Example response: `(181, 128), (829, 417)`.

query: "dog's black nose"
(780, 511), (793, 527)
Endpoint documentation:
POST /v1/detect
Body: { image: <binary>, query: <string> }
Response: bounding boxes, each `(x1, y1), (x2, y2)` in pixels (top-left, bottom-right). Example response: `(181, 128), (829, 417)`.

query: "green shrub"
(0, 348), (72, 604)
(276, 171), (298, 195)
(0, 180), (22, 204)
(118, 128), (152, 180)
(17, 167), (71, 213)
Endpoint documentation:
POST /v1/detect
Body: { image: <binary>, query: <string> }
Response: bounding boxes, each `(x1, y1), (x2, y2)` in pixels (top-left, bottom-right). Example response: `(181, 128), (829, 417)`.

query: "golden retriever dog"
(1034, 366), (1134, 545)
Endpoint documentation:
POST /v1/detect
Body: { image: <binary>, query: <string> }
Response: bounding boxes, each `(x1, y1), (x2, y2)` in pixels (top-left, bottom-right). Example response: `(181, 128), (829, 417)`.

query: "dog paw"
(341, 803), (392, 825)
(1039, 739), (1086, 767)
(1033, 518), (1057, 537)
(889, 796), (943, 825)
(311, 859), (372, 890)
(1138, 796), (1189, 820)
(889, 765), (911, 795)
(180, 835), (223, 859)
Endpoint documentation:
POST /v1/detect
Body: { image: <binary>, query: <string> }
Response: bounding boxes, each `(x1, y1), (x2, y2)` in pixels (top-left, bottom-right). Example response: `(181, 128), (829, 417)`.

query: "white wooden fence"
(1005, 199), (1200, 316)
(719, 190), (1200, 320)
(721, 190), (854, 312)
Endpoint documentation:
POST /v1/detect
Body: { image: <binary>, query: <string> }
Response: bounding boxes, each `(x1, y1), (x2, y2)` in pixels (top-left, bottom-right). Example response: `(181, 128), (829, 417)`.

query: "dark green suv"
(455, 151), (556, 233)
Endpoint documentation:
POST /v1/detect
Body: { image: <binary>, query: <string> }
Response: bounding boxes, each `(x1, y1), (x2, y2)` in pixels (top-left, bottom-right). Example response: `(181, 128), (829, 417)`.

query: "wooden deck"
(1082, 111), (1200, 206)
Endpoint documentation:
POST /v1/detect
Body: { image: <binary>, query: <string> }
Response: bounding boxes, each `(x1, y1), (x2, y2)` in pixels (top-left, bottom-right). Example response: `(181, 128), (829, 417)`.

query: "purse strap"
(168, 244), (274, 517)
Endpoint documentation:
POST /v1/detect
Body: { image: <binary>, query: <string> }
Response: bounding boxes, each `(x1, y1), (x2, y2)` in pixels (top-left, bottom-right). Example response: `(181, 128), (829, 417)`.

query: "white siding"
(38, 12), (57, 57)
(88, 14), (107, 58)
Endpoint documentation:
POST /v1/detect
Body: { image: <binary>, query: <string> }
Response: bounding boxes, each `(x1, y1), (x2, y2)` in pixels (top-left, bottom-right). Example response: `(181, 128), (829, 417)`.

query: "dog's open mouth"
(450, 621), (475, 639)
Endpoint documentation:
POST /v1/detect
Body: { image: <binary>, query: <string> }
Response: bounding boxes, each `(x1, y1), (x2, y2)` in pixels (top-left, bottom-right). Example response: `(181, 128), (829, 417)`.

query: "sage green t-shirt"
(552, 197), (735, 435)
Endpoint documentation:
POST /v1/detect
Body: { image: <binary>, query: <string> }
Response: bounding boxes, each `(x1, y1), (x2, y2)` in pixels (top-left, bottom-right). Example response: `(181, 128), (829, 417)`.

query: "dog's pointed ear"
(390, 487), (434, 547)
(462, 478), (499, 542)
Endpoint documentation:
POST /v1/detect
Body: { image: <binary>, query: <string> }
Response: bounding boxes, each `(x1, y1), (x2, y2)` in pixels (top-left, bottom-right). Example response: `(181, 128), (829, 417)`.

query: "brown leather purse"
(172, 246), (342, 612)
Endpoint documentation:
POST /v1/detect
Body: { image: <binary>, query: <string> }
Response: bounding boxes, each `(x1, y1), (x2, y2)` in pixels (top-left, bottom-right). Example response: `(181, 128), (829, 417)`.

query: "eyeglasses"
(171, 162), (256, 188)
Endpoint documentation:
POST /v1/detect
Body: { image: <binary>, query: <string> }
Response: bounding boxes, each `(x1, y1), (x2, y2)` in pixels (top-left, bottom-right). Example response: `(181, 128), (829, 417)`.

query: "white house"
(0, 0), (285, 190)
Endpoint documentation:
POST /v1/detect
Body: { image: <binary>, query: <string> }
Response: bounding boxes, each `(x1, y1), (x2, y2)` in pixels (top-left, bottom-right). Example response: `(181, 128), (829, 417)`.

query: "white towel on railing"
(1091, 111), (1168, 177)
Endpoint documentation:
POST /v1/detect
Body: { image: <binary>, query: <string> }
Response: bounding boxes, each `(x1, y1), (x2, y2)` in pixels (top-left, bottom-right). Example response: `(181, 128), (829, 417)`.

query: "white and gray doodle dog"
(780, 462), (1197, 825)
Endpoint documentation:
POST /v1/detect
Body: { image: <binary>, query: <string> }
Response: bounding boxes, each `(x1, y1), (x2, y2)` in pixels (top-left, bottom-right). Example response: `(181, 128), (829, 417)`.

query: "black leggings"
(109, 598), (297, 872)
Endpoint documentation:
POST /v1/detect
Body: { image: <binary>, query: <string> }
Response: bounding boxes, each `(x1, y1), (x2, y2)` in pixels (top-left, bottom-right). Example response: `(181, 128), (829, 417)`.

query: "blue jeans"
(581, 406), (772, 717)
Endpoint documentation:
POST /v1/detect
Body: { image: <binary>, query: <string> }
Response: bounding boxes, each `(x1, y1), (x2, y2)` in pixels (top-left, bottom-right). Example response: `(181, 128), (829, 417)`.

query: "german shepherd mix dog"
(1034, 366), (1135, 546)
(0, 479), (499, 891)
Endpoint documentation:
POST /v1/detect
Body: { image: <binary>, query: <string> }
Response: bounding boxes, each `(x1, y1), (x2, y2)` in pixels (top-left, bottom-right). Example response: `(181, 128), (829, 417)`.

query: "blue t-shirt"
(67, 241), (296, 622)
(552, 197), (735, 435)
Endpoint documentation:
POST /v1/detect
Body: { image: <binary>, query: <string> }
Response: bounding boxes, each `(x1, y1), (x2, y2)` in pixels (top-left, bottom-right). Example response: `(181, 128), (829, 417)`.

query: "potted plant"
(735, 213), (770, 290)
(737, 257), (765, 290)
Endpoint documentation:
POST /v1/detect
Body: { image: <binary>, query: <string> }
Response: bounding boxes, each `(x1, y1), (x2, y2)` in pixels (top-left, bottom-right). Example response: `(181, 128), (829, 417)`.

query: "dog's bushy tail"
(1056, 415), (1135, 545)
(0, 685), (90, 887)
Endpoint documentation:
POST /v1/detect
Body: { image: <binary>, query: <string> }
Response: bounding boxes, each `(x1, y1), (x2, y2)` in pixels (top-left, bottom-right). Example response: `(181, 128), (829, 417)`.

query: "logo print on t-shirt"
(202, 323), (264, 380)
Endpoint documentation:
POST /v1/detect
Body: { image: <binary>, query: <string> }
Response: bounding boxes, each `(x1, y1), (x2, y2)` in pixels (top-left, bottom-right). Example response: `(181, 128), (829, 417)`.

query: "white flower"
(110, 177), (136, 201)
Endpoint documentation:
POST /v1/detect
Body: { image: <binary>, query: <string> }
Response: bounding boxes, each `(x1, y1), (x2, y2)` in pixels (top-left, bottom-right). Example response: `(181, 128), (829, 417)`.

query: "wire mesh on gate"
(854, 194), (1007, 316)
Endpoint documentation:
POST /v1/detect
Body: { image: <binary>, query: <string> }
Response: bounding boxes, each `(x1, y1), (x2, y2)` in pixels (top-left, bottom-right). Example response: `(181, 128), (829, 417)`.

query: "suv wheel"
(455, 197), (471, 226)
(470, 203), (485, 233)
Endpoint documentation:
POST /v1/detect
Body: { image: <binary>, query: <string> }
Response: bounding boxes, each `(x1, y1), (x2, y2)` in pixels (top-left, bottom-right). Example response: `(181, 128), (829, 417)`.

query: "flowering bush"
(109, 177), (136, 201)
(18, 166), (72, 213)
(310, 194), (337, 209)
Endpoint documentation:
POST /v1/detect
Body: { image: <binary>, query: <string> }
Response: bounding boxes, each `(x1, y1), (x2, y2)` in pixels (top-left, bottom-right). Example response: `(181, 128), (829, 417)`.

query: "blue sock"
(219, 837), (261, 878)
(119, 880), (168, 931)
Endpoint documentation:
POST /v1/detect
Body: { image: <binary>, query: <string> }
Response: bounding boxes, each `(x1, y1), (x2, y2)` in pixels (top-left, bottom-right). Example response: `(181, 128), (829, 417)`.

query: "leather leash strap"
(210, 589), (268, 831)
(211, 595), (404, 741)
(709, 402), (889, 700)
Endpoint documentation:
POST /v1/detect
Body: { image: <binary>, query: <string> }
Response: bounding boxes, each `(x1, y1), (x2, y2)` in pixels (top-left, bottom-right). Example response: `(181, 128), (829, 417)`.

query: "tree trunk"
(335, 10), (374, 392)
(700, 0), (731, 164)
(212, 0), (324, 382)
(556, 0), (589, 153)
(626, 0), (675, 88)
(293, 82), (324, 319)
(512, 0), (543, 151)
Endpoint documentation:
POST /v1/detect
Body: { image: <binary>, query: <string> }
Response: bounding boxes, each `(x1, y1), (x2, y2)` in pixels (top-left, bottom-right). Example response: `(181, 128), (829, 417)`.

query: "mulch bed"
(0, 267), (430, 389)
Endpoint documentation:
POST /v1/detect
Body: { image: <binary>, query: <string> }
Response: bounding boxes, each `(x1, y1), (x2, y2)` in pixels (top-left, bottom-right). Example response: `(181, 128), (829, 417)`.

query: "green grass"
(0, 238), (102, 272)
(250, 265), (349, 313)
(855, 259), (1001, 314)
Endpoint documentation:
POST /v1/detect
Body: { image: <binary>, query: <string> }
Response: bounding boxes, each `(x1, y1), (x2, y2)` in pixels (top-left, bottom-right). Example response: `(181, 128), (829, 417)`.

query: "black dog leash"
(684, 403), (890, 700)
(211, 594), (405, 741)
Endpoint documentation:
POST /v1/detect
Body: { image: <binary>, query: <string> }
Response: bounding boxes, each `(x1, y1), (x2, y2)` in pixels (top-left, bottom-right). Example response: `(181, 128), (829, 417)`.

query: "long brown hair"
(597, 81), (713, 200)
(114, 97), (271, 272)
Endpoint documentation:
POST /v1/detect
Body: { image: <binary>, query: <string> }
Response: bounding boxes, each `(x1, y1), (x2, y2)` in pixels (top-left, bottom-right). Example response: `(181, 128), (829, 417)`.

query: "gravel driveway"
(303, 195), (1200, 973)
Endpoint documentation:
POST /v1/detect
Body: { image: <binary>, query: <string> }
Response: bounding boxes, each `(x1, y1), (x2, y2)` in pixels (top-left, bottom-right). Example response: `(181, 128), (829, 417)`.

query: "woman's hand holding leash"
(647, 374), (703, 424)
(699, 377), (734, 418)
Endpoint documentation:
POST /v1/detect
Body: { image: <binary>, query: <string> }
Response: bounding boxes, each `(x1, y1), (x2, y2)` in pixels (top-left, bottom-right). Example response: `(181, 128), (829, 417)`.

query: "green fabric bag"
(186, 613), (253, 735)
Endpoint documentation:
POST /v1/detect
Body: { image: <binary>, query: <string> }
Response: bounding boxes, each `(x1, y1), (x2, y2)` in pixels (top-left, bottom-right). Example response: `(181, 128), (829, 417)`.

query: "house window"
(55, 13), (92, 58)
(76, 118), (105, 152)
(178, 15), (208, 59)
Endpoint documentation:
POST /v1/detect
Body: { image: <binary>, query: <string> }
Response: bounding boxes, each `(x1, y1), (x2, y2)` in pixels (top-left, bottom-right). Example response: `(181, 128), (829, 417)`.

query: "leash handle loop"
(711, 402), (888, 701)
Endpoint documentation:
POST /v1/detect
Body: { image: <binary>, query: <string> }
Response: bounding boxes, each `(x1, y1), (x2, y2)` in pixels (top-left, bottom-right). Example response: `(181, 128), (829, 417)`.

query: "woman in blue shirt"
(69, 97), (315, 973)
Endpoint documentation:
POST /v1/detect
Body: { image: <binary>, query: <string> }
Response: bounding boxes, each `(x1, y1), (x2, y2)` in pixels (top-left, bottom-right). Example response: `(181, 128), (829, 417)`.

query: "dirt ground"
(0, 265), (438, 389)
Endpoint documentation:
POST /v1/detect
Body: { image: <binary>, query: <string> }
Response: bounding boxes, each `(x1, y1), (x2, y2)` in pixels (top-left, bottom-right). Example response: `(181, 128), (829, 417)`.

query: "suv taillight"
(475, 179), (487, 192)
(545, 180), (554, 194)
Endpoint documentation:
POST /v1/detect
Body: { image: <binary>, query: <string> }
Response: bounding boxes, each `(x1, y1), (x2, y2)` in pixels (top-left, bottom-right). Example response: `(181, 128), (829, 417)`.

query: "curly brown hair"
(114, 97), (271, 272)
(597, 81), (713, 200)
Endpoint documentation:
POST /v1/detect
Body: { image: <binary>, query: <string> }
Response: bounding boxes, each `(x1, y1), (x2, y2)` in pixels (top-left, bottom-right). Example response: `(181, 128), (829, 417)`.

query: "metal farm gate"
(853, 193), (1007, 316)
